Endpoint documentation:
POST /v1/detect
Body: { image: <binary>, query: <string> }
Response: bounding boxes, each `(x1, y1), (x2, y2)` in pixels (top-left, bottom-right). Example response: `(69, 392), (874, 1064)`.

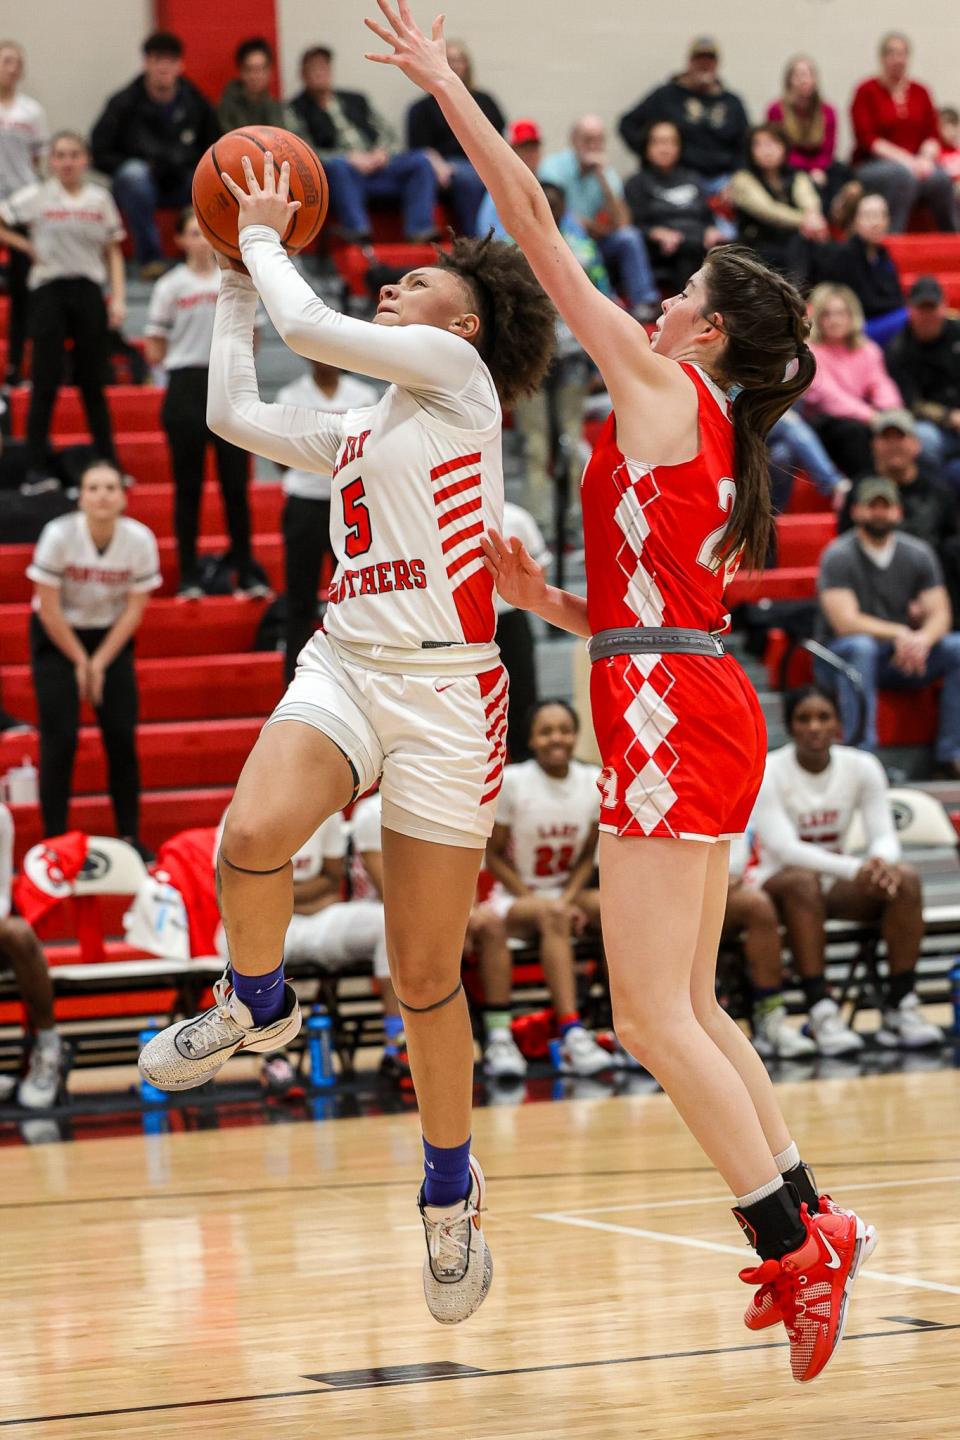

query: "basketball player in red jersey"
(367, 2), (875, 1383)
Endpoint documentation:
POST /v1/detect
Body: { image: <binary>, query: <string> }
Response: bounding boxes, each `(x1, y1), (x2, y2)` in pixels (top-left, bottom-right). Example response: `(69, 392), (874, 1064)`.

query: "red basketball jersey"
(581, 363), (740, 636)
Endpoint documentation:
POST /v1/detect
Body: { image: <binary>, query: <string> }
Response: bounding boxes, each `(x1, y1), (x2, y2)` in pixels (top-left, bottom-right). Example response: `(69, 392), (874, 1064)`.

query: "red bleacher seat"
(124, 481), (284, 540)
(885, 234), (960, 274)
(775, 512), (837, 568)
(8, 385), (165, 437)
(0, 596), (268, 663)
(1, 651), (283, 725)
(726, 566), (817, 607)
(8, 787), (233, 867)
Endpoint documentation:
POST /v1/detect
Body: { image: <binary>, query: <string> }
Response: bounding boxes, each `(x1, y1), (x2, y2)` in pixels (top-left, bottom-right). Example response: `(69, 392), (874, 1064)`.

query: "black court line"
(2, 1322), (956, 1428)
(1, 1156), (956, 1213)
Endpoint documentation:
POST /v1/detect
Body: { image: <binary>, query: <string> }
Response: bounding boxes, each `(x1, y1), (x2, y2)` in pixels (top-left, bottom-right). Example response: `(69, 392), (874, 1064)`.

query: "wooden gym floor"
(2, 1067), (959, 1439)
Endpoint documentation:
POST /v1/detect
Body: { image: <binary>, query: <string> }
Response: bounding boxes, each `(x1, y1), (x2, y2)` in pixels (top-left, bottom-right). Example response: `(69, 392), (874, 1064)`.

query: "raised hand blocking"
(363, 1), (452, 93)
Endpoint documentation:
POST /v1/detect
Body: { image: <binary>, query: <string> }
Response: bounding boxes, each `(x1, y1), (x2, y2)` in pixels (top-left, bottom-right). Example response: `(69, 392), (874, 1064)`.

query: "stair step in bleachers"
(0, 717), (262, 794)
(0, 533), (285, 601)
(8, 786), (233, 866)
(0, 596), (268, 662)
(1, 652), (283, 725)
(124, 481), (285, 539)
(727, 565), (817, 607)
(775, 512), (837, 568)
(8, 385), (165, 436)
(885, 234), (960, 273)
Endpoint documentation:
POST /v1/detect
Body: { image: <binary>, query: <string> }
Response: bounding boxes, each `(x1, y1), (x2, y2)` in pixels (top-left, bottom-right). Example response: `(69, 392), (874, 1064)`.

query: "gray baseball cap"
(870, 408), (917, 436)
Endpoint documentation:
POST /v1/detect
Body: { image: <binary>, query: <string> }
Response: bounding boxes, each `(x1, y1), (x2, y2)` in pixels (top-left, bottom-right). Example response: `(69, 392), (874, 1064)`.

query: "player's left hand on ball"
(221, 153), (301, 239)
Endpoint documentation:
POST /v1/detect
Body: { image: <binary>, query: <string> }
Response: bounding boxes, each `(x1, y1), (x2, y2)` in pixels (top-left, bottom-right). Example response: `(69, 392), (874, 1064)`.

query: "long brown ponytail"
(700, 246), (814, 569)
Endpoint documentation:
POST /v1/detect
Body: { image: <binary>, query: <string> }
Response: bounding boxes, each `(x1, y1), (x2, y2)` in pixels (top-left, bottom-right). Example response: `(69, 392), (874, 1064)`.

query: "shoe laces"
(179, 975), (239, 1058)
(424, 1202), (481, 1274)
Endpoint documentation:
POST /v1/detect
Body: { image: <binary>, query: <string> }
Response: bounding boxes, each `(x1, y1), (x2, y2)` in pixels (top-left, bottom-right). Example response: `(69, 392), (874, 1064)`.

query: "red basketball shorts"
(590, 650), (766, 841)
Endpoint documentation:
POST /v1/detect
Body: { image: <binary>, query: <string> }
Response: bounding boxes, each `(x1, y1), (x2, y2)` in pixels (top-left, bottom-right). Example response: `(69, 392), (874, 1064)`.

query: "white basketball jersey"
(291, 812), (348, 884)
(495, 759), (601, 890)
(323, 383), (503, 654)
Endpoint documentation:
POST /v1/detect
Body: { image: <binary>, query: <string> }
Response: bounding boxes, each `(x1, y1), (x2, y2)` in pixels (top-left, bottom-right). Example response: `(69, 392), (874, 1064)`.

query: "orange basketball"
(191, 126), (328, 261)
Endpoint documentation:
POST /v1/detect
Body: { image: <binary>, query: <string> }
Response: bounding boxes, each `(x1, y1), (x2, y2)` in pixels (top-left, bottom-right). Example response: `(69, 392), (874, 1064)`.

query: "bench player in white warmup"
(139, 149), (556, 1323)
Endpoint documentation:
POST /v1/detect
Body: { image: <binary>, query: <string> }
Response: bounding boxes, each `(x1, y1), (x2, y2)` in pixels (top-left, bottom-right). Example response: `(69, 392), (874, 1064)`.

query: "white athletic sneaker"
(752, 1005), (818, 1060)
(559, 1024), (615, 1077)
(483, 1029), (527, 1079)
(875, 993), (943, 1050)
(138, 970), (302, 1092)
(17, 1035), (63, 1110)
(419, 1154), (493, 1325)
(805, 997), (864, 1057)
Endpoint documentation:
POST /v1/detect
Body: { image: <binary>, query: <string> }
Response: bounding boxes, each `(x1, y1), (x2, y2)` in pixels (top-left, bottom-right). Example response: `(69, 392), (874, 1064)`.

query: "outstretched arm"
(481, 530), (590, 638)
(222, 153), (478, 397)
(207, 267), (344, 473)
(364, 3), (676, 400)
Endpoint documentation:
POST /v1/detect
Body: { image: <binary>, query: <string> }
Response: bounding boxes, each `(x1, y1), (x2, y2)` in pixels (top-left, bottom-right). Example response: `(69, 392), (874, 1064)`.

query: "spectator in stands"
(405, 39), (504, 236)
(91, 32), (218, 278)
(803, 282), (903, 478)
(539, 114), (660, 320)
(851, 32), (957, 234)
(481, 701), (609, 1078)
(349, 789), (411, 1083)
(885, 276), (960, 491)
(619, 36), (749, 199)
(938, 107), (960, 192)
(27, 460), (161, 851)
(624, 120), (725, 295)
(0, 40), (48, 386)
(273, 359), (378, 680)
(218, 37), (290, 134)
(814, 192), (907, 346)
(766, 56), (858, 220)
(838, 409), (960, 614)
(0, 802), (66, 1107)
(475, 118), (542, 240)
(750, 684), (942, 1051)
(729, 123), (828, 280)
(0, 131), (124, 489)
(289, 45), (438, 244)
(496, 501), (548, 762)
(144, 208), (270, 601)
(816, 475), (960, 772)
(723, 833), (815, 1060)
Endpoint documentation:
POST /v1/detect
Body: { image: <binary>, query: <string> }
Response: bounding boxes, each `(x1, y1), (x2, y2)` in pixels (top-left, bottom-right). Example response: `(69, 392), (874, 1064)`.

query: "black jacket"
(406, 92), (505, 160)
(91, 75), (218, 185)
(289, 89), (382, 155)
(813, 235), (904, 320)
(619, 77), (748, 178)
(886, 317), (960, 421)
(624, 164), (711, 243)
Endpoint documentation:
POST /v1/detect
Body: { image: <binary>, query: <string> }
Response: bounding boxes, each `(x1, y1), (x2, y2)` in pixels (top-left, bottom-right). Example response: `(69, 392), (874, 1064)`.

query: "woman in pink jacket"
(766, 56), (859, 220)
(803, 282), (901, 477)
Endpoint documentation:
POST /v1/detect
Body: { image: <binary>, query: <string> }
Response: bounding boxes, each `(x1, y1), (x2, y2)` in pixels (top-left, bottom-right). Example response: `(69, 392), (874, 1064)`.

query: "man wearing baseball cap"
(886, 274), (960, 490)
(817, 473), (960, 774)
(839, 408), (957, 546)
(619, 35), (748, 192)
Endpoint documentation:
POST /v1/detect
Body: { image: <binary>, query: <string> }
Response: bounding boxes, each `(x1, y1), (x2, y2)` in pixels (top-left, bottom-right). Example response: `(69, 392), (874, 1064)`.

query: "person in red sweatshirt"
(851, 32), (956, 233)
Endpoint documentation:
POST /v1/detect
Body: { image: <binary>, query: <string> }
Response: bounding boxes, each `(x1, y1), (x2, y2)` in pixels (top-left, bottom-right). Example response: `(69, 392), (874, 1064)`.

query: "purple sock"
(422, 1135), (472, 1208)
(231, 961), (286, 1027)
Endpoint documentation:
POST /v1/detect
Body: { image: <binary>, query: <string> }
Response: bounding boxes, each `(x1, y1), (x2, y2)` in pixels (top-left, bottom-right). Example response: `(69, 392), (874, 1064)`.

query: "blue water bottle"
(138, 1023), (168, 1105)
(307, 1005), (335, 1088)
(950, 961), (960, 1037)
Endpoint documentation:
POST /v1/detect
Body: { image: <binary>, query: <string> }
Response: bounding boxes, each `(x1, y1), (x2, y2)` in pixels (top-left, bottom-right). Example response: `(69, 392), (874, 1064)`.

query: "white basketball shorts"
(266, 632), (509, 847)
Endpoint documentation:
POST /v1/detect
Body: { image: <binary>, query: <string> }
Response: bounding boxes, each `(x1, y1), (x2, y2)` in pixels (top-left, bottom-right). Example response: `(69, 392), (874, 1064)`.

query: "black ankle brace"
(397, 980), (463, 1015)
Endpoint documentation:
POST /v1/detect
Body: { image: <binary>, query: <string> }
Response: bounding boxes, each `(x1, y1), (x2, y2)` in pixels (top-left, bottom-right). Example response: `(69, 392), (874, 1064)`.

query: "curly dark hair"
(438, 234), (556, 406)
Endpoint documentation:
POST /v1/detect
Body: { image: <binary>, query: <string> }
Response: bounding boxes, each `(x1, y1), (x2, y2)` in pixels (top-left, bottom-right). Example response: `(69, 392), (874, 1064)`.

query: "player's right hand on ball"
(481, 530), (548, 613)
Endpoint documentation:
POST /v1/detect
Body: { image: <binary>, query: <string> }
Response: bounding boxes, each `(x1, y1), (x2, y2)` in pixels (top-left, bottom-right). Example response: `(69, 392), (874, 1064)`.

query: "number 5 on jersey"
(341, 477), (372, 558)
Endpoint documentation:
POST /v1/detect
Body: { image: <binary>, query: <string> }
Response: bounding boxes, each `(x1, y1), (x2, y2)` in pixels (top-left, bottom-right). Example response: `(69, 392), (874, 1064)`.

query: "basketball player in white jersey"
(751, 684), (942, 1050)
(482, 700), (609, 1078)
(139, 152), (556, 1323)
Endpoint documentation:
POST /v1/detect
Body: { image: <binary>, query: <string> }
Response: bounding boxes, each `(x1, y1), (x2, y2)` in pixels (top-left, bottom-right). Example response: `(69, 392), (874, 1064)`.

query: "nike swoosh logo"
(819, 1231), (842, 1269)
(435, 681), (457, 693)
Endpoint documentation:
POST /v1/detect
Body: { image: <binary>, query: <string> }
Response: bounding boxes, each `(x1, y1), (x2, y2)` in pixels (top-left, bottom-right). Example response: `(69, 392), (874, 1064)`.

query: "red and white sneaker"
(740, 1204), (866, 1383)
(742, 1195), (877, 1332)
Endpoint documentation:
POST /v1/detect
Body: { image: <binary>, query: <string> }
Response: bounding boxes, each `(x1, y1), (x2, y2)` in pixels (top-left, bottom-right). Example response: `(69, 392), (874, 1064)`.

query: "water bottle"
(951, 961), (960, 1037)
(548, 1037), (563, 1072)
(307, 1006), (335, 1089)
(138, 1024), (168, 1105)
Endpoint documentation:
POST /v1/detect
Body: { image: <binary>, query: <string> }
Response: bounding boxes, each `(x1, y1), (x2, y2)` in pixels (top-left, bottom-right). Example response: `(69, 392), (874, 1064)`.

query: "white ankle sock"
(774, 1141), (801, 1174)
(737, 1173), (784, 1208)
